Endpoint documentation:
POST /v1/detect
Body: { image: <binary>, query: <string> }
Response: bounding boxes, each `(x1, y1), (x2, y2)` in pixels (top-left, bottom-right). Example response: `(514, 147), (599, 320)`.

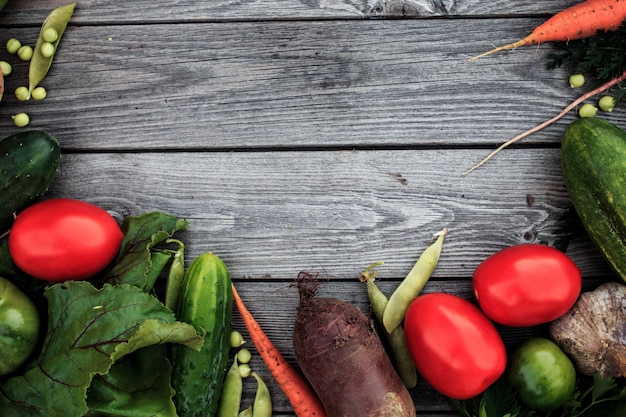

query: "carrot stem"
(463, 69), (626, 175)
(231, 283), (327, 417)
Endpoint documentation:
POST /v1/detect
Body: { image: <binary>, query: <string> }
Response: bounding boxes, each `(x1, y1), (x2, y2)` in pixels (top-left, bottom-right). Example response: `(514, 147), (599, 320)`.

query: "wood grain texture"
(0, 0), (624, 415)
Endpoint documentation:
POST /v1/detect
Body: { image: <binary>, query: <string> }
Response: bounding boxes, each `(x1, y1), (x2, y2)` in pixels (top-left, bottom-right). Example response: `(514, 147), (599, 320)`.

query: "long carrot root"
(463, 69), (626, 175)
(231, 283), (327, 417)
(468, 38), (529, 62)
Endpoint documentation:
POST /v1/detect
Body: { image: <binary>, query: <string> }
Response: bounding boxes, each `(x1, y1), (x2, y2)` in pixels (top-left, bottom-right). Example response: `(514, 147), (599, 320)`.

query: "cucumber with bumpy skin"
(172, 252), (233, 417)
(0, 130), (61, 232)
(561, 117), (626, 283)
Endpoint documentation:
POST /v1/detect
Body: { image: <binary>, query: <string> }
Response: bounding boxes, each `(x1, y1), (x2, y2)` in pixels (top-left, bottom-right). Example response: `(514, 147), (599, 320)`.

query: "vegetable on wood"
(292, 274), (416, 417)
(171, 252), (233, 417)
(560, 117), (626, 284)
(469, 0), (626, 61)
(231, 283), (326, 417)
(549, 281), (626, 378)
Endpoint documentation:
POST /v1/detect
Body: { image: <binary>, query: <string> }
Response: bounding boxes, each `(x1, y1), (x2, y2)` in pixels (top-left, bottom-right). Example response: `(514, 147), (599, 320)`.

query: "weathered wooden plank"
(2, 20), (621, 150)
(1, 0), (585, 23)
(46, 149), (614, 280)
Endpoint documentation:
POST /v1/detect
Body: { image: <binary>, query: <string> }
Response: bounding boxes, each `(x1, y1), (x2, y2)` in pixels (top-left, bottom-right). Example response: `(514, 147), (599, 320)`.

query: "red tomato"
(8, 198), (123, 282)
(472, 244), (581, 327)
(403, 292), (506, 400)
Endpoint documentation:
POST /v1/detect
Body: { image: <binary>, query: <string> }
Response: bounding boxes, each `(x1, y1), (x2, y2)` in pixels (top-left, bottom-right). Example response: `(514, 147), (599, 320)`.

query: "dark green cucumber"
(561, 117), (626, 283)
(172, 252), (233, 417)
(0, 130), (61, 232)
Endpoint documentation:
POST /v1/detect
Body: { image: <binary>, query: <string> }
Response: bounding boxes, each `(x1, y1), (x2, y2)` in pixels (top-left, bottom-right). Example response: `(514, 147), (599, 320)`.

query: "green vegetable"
(0, 277), (40, 375)
(237, 347), (252, 364)
(30, 86), (47, 100)
(578, 103), (597, 118)
(172, 252), (234, 417)
(561, 118), (626, 283)
(0, 130), (60, 233)
(229, 330), (246, 348)
(382, 228), (447, 334)
(251, 372), (272, 417)
(569, 73), (585, 88)
(360, 262), (418, 388)
(29, 2), (76, 96)
(0, 281), (203, 417)
(12, 113), (29, 127)
(14, 86), (29, 101)
(17, 45), (33, 61)
(598, 95), (616, 111)
(164, 238), (185, 312)
(0, 61), (11, 76)
(507, 337), (576, 412)
(217, 357), (244, 417)
(6, 38), (21, 54)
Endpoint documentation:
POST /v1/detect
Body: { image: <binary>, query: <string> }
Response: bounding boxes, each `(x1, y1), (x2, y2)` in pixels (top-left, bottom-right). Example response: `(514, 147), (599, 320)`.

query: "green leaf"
(0, 281), (202, 417)
(86, 346), (177, 417)
(591, 373), (619, 402)
(103, 212), (188, 291)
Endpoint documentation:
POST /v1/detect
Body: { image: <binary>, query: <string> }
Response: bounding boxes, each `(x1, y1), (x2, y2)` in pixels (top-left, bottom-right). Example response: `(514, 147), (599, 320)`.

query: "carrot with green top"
(231, 283), (326, 417)
(470, 0), (626, 61)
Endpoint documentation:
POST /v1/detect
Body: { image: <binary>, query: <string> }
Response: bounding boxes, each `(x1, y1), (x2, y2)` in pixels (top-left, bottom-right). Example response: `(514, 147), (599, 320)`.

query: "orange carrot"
(470, 0), (626, 61)
(231, 283), (327, 417)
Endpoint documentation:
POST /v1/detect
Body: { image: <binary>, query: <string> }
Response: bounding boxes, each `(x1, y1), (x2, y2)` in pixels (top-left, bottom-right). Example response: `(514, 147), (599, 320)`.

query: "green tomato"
(0, 277), (41, 375)
(507, 337), (576, 412)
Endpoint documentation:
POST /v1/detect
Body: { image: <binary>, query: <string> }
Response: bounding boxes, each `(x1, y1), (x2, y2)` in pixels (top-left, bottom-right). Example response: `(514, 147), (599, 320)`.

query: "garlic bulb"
(549, 282), (626, 378)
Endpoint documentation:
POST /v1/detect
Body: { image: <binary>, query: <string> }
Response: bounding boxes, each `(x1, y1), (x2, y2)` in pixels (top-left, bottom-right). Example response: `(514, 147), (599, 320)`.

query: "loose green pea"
(382, 229), (447, 334)
(251, 372), (272, 417)
(42, 27), (59, 43)
(17, 45), (33, 61)
(6, 38), (21, 54)
(217, 358), (243, 417)
(0, 61), (11, 76)
(237, 348), (252, 364)
(31, 86), (47, 100)
(238, 363), (251, 378)
(579, 103), (597, 118)
(230, 330), (246, 348)
(15, 86), (30, 101)
(598, 96), (616, 112)
(12, 113), (30, 127)
(569, 74), (585, 88)
(40, 42), (55, 58)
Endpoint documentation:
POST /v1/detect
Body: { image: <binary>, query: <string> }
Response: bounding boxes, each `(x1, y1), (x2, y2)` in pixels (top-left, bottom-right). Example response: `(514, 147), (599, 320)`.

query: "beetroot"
(292, 274), (416, 417)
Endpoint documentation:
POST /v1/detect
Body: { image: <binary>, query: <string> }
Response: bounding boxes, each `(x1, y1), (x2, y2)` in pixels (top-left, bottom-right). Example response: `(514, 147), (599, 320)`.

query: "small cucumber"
(561, 117), (626, 283)
(172, 252), (233, 417)
(0, 130), (61, 232)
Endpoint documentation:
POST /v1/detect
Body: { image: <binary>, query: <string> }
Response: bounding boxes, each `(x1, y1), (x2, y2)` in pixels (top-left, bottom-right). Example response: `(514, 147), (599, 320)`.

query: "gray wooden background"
(0, 0), (623, 415)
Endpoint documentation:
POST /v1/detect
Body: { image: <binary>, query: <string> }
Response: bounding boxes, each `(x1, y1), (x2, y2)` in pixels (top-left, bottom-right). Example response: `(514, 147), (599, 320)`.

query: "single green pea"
(237, 348), (252, 364)
(579, 103), (597, 118)
(569, 74), (585, 88)
(6, 38), (21, 54)
(0, 61), (11, 76)
(40, 42), (55, 58)
(238, 363), (251, 378)
(598, 96), (616, 112)
(31, 86), (47, 100)
(42, 27), (59, 43)
(229, 330), (246, 348)
(12, 113), (30, 127)
(17, 45), (33, 61)
(14, 86), (30, 101)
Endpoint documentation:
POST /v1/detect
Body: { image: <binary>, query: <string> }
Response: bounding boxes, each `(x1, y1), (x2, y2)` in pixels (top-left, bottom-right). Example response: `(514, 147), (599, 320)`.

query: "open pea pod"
(28, 2), (76, 96)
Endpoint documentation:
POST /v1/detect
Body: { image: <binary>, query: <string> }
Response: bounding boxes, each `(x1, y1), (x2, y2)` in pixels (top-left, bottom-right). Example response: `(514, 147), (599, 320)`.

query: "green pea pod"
(251, 372), (272, 417)
(217, 358), (243, 417)
(29, 2), (76, 96)
(163, 239), (185, 312)
(360, 262), (418, 389)
(382, 229), (447, 334)
(238, 406), (253, 417)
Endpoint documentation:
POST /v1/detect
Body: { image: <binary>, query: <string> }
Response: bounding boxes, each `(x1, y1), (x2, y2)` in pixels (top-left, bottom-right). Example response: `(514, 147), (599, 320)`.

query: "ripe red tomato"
(8, 198), (123, 282)
(472, 244), (581, 327)
(403, 292), (506, 400)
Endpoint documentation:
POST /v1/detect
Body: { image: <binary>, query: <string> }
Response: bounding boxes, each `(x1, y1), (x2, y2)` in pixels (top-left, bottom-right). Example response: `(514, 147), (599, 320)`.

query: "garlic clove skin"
(549, 281), (626, 378)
